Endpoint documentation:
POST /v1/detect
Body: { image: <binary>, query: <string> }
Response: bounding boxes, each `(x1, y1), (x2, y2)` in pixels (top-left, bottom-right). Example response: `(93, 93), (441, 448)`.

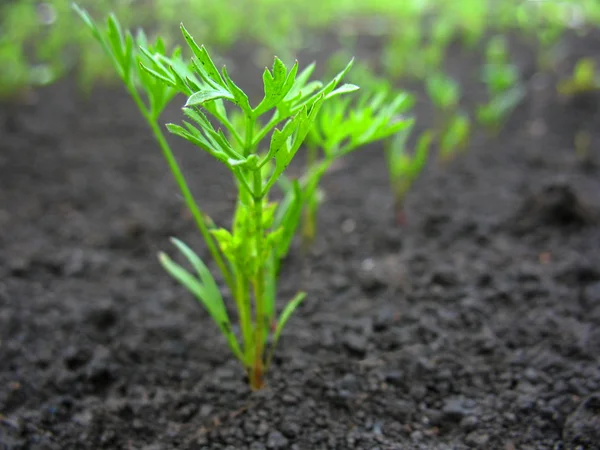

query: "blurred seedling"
(290, 80), (415, 250)
(425, 72), (471, 162)
(557, 57), (600, 97)
(385, 121), (433, 225)
(477, 36), (525, 135)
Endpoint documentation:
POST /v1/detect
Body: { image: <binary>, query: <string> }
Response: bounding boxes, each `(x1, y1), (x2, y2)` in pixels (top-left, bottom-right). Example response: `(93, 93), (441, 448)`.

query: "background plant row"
(2, 0), (598, 97)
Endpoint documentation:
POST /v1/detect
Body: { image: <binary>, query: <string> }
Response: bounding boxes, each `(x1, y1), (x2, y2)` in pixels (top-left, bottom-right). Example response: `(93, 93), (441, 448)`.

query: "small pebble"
(343, 333), (368, 357)
(266, 430), (289, 449)
(341, 218), (356, 234)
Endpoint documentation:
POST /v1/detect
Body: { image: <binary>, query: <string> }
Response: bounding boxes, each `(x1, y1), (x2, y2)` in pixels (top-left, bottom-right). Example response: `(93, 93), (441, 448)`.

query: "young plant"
(293, 84), (414, 249)
(422, 17), (454, 72)
(425, 72), (470, 162)
(426, 71), (460, 120)
(74, 5), (358, 390)
(557, 58), (600, 97)
(477, 36), (525, 135)
(383, 21), (424, 79)
(438, 112), (471, 162)
(385, 122), (433, 225)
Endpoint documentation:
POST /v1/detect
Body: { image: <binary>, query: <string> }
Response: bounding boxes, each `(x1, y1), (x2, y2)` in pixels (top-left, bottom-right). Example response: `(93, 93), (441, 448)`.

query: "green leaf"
(166, 123), (229, 165)
(255, 58), (299, 116)
(440, 113), (471, 158)
(386, 119), (415, 176)
(210, 228), (236, 262)
(123, 32), (134, 83)
(324, 83), (360, 100)
(106, 14), (125, 60)
(186, 88), (234, 106)
(426, 73), (459, 111)
(180, 23), (224, 87)
(139, 61), (176, 87)
(387, 92), (416, 114)
(286, 62), (317, 100)
(221, 65), (252, 113)
(72, 4), (102, 41)
(411, 130), (433, 176)
(159, 239), (243, 362)
(72, 4), (124, 84)
(294, 58), (355, 114)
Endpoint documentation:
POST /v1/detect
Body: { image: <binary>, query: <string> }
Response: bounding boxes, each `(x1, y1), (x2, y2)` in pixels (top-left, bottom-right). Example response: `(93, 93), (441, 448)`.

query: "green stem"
(244, 112), (267, 390)
(235, 266), (253, 366)
(128, 87), (235, 293)
(300, 157), (333, 250)
(306, 143), (318, 169)
(251, 168), (266, 390)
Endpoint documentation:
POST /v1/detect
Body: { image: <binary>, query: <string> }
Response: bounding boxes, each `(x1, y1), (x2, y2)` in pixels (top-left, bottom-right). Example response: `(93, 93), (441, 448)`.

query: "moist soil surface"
(1, 31), (600, 450)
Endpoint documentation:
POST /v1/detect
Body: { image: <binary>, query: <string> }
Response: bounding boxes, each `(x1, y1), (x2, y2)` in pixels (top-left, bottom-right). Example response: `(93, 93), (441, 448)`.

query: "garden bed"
(1, 31), (600, 450)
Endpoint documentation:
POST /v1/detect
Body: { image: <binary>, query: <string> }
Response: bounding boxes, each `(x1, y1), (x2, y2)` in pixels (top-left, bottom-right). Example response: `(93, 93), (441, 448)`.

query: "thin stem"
(300, 157), (333, 251)
(243, 112), (267, 390)
(235, 264), (253, 367)
(127, 87), (235, 294)
(251, 168), (266, 390)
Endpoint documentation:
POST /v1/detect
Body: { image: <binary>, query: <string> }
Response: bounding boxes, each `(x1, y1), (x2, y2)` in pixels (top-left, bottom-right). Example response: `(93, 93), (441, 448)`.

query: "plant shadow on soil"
(1, 30), (600, 450)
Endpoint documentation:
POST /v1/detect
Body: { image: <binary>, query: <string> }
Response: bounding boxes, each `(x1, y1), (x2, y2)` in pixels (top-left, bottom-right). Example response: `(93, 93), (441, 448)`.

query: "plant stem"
(251, 171), (266, 390)
(300, 157), (332, 251)
(235, 266), (252, 368)
(246, 113), (266, 390)
(128, 88), (234, 293)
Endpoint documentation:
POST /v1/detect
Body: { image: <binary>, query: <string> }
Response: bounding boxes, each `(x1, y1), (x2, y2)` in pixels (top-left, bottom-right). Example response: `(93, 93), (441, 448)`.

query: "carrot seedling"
(557, 58), (600, 97)
(426, 71), (460, 119)
(438, 112), (471, 162)
(74, 5), (359, 390)
(292, 84), (414, 249)
(477, 36), (524, 135)
(385, 122), (433, 225)
(426, 72), (471, 162)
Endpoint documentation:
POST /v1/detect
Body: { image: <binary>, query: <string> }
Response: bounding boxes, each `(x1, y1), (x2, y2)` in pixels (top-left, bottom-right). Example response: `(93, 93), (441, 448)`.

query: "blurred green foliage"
(0, 0), (598, 97)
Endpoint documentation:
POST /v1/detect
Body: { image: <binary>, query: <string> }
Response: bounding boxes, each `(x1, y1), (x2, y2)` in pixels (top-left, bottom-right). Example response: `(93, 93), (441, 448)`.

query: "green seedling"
(557, 58), (600, 97)
(385, 122), (433, 225)
(421, 18), (454, 71)
(425, 72), (470, 162)
(476, 86), (524, 135)
(74, 5), (359, 390)
(426, 71), (460, 116)
(290, 83), (414, 249)
(383, 21), (424, 79)
(477, 37), (524, 134)
(517, 0), (569, 71)
(438, 112), (471, 163)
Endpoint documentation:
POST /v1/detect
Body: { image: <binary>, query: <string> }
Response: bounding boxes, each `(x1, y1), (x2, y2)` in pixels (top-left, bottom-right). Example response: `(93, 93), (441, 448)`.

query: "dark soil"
(1, 30), (600, 450)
